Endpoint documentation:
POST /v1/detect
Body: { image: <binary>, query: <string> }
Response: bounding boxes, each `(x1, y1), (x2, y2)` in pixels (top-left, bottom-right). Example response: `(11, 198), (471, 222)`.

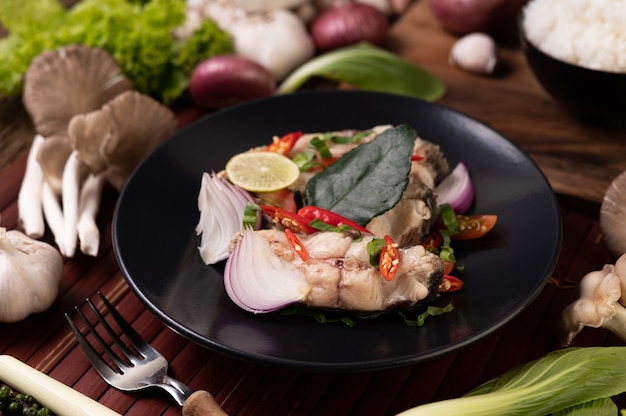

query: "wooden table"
(1, 1), (625, 414)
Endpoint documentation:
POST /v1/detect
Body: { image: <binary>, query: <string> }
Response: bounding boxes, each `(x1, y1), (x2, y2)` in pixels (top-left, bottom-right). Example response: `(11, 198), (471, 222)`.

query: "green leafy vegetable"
(398, 347), (626, 416)
(281, 307), (356, 327)
(305, 125), (415, 225)
(552, 398), (617, 416)
(0, 0), (233, 102)
(278, 43), (445, 102)
(398, 303), (455, 327)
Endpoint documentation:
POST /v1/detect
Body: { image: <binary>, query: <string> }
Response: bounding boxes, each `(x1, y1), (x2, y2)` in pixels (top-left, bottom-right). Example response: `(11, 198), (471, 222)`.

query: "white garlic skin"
(449, 32), (498, 75)
(0, 228), (63, 323)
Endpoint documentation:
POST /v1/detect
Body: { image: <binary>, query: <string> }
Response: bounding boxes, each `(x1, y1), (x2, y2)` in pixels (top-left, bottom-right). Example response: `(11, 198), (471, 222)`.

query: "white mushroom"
(559, 253), (626, 346)
(600, 171), (626, 257)
(17, 134), (46, 238)
(19, 45), (133, 255)
(68, 90), (179, 191)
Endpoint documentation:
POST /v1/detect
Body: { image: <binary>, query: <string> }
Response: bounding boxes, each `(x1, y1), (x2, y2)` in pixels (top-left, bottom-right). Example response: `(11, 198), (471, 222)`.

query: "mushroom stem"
(41, 182), (66, 256)
(601, 305), (626, 342)
(17, 135), (46, 238)
(77, 173), (105, 257)
(61, 150), (88, 258)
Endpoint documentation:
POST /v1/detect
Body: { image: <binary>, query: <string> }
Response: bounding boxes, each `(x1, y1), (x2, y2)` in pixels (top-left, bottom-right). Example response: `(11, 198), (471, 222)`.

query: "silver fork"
(65, 292), (224, 414)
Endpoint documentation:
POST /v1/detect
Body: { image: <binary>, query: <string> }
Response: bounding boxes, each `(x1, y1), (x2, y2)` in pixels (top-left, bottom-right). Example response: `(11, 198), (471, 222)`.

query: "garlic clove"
(449, 32), (498, 75)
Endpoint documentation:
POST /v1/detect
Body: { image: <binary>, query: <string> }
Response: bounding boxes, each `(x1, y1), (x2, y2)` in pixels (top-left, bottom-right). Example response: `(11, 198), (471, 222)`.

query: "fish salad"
(196, 124), (496, 317)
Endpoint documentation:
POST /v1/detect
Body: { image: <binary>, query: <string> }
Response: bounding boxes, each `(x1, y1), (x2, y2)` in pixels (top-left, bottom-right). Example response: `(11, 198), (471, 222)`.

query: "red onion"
(310, 2), (389, 52)
(429, 0), (528, 34)
(196, 172), (258, 265)
(224, 228), (308, 313)
(189, 55), (276, 110)
(435, 162), (474, 213)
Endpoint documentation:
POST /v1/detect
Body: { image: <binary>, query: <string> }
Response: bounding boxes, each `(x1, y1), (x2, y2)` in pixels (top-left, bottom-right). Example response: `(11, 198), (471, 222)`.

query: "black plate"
(113, 90), (562, 371)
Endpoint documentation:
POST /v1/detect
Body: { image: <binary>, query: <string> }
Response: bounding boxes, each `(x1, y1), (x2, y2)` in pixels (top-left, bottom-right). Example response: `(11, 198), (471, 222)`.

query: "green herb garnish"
(398, 303), (455, 327)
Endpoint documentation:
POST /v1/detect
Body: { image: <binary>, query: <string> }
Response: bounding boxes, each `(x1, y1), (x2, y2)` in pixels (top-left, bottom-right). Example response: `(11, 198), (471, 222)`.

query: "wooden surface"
(1, 1), (626, 415)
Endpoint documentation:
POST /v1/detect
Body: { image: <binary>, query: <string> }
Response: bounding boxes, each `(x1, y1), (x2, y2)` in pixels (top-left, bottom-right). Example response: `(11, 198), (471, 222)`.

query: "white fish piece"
(224, 228), (444, 313)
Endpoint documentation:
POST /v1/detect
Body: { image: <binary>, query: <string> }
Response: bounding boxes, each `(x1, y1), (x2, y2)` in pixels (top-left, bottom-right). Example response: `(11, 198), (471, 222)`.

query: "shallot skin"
(225, 229), (444, 313)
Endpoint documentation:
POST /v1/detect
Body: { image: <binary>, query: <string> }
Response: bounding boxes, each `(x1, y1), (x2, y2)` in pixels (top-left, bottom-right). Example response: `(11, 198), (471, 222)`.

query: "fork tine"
(97, 292), (161, 360)
(72, 304), (130, 372)
(65, 312), (119, 380)
(85, 296), (143, 366)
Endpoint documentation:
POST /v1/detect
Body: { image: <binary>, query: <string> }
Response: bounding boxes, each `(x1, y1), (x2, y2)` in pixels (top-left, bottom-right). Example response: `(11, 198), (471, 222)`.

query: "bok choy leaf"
(397, 347), (626, 416)
(277, 43), (445, 102)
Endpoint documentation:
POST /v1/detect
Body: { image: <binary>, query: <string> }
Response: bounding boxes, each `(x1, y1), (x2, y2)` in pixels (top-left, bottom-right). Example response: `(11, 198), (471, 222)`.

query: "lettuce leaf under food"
(277, 43), (446, 102)
(305, 124), (415, 225)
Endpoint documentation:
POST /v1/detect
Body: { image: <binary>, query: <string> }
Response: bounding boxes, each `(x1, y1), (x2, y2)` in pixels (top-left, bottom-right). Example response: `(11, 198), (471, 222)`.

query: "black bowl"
(518, 15), (626, 125)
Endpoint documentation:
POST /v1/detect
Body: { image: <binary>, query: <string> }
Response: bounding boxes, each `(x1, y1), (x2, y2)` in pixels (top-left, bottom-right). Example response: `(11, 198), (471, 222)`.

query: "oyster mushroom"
(68, 90), (179, 191)
(22, 44), (134, 194)
(600, 171), (626, 257)
(18, 44), (133, 255)
(559, 254), (626, 346)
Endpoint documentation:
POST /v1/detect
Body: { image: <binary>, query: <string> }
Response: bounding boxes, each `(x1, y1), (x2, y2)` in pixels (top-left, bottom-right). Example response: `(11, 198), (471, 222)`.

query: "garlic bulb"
(0, 227), (63, 323)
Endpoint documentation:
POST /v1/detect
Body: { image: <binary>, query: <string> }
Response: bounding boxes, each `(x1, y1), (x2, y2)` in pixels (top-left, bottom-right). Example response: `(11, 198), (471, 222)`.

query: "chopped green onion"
(437, 203), (460, 263)
(310, 136), (332, 159)
(242, 202), (260, 229)
(332, 130), (371, 144)
(367, 237), (386, 268)
(292, 150), (319, 171)
(309, 218), (352, 233)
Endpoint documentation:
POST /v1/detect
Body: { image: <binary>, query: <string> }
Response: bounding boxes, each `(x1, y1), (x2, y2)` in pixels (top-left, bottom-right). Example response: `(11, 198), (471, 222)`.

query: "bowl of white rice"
(519, 0), (626, 124)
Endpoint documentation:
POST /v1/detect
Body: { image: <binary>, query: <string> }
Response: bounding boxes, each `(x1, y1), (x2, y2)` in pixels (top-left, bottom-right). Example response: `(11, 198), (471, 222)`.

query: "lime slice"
(225, 151), (300, 192)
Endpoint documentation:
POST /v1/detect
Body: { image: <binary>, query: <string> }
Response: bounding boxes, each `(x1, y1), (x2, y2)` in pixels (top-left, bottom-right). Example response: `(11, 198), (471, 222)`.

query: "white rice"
(522, 0), (626, 73)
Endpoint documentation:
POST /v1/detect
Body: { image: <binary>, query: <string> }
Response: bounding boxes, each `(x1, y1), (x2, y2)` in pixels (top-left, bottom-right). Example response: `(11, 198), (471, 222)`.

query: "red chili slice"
(260, 205), (315, 234)
(285, 229), (308, 261)
(379, 235), (399, 281)
(267, 131), (303, 155)
(440, 275), (464, 292)
(256, 188), (297, 213)
(421, 232), (443, 250)
(297, 206), (370, 234)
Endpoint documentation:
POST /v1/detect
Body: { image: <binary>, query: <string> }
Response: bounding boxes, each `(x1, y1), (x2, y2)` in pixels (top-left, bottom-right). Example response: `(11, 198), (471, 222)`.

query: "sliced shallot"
(435, 162), (474, 213)
(196, 172), (258, 265)
(224, 228), (309, 313)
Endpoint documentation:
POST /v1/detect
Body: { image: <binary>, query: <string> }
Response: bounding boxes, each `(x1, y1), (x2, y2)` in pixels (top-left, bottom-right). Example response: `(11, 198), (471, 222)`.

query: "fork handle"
(183, 390), (228, 416)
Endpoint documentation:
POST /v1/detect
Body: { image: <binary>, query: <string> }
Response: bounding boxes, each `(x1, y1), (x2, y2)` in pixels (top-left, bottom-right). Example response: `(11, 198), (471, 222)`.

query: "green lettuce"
(0, 0), (233, 103)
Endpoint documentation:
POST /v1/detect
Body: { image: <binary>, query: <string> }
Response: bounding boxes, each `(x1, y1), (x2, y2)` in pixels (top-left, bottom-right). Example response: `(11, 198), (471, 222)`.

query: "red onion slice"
(196, 172), (258, 265)
(224, 228), (309, 313)
(435, 162), (475, 213)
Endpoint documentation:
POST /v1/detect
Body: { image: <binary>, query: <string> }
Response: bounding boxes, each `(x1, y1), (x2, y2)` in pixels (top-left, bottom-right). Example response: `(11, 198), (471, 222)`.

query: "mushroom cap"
(22, 44), (134, 139)
(68, 91), (179, 190)
(600, 171), (626, 258)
